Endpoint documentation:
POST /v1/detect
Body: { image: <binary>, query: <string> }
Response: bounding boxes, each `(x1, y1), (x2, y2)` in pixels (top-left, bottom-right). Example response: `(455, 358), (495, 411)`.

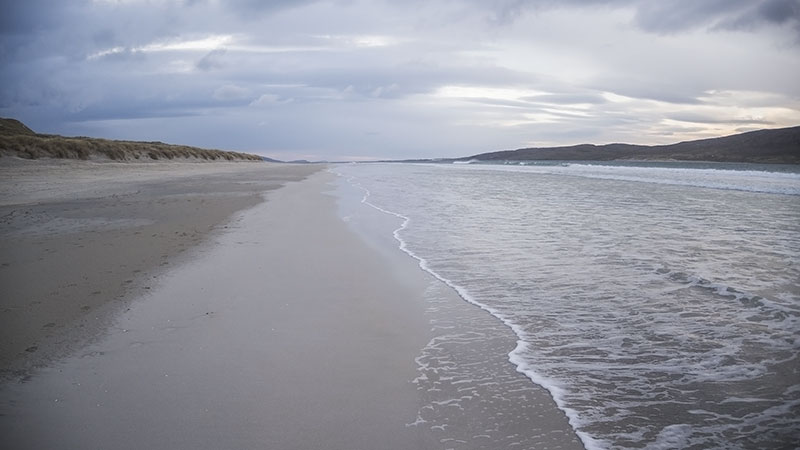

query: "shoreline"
(334, 166), (587, 449)
(2, 160), (586, 449)
(0, 159), (320, 381)
(1, 168), (438, 449)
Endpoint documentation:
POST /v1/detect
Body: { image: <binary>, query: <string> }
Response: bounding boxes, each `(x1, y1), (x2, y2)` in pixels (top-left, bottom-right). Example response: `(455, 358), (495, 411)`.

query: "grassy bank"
(0, 118), (263, 162)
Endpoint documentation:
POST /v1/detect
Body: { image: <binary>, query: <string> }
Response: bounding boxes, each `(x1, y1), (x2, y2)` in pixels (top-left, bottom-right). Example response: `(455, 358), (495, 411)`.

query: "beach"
(0, 159), (585, 449)
(0, 159), (319, 381)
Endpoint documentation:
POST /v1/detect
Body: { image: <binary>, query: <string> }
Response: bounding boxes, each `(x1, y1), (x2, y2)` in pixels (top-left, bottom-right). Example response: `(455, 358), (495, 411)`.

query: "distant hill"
(0, 118), (264, 162)
(458, 126), (800, 164)
(0, 118), (36, 136)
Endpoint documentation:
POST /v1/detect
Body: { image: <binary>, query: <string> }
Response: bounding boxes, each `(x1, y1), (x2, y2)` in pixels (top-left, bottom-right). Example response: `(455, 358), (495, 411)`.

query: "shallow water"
(334, 162), (800, 450)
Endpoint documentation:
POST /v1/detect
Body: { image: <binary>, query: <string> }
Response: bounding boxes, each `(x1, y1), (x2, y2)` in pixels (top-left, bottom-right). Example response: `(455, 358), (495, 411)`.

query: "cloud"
(620, 0), (800, 39)
(757, 0), (800, 24)
(521, 93), (608, 105)
(0, 0), (68, 37)
(224, 0), (319, 17)
(212, 84), (251, 101)
(461, 97), (537, 109)
(249, 94), (293, 106)
(717, 0), (800, 29)
(667, 112), (775, 125)
(632, 0), (748, 33)
(370, 84), (399, 98)
(196, 48), (227, 70)
(587, 74), (706, 105)
(1, 0), (799, 159)
(459, 0), (800, 38)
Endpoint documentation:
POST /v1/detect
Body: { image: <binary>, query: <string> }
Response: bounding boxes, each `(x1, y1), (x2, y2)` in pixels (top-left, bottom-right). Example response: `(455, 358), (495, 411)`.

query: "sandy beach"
(0, 159), (583, 449)
(0, 159), (320, 381)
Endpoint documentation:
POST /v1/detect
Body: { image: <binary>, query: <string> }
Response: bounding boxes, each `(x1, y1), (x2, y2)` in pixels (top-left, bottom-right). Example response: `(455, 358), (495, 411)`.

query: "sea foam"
(444, 162), (800, 195)
(331, 166), (599, 450)
(331, 163), (800, 449)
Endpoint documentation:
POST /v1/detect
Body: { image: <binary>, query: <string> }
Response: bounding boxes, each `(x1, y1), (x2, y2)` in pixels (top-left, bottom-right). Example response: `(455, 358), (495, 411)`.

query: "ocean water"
(332, 162), (800, 450)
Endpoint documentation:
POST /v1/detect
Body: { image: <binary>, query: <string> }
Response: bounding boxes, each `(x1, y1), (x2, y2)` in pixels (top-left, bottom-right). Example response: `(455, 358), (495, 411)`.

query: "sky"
(1, 0), (799, 161)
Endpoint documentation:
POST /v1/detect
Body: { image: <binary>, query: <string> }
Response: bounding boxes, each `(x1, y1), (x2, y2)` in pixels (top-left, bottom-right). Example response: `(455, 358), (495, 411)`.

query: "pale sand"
(0, 159), (320, 380)
(0, 166), (438, 449)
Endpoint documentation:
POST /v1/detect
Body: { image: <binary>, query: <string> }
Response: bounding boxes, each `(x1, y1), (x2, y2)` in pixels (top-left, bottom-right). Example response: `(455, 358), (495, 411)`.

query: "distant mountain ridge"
(459, 126), (800, 164)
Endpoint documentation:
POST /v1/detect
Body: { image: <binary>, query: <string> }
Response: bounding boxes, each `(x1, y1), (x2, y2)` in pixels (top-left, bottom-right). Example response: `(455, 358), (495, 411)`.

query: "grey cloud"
(524, 125), (606, 144)
(232, 54), (536, 102)
(0, 0), (68, 36)
(460, 95), (607, 112)
(94, 47), (147, 63)
(68, 105), (203, 122)
(196, 49), (227, 71)
(589, 76), (705, 105)
(625, 0), (800, 39)
(722, 0), (800, 28)
(758, 0), (800, 24)
(224, 0), (320, 17)
(717, 0), (800, 40)
(462, 97), (537, 108)
(668, 112), (776, 125)
(52, 74), (238, 123)
(734, 126), (765, 133)
(652, 125), (709, 136)
(1, 0), (798, 160)
(632, 0), (749, 33)
(1, 2), (81, 64)
(459, 0), (798, 38)
(521, 93), (608, 105)
(482, 0), (529, 25)
(212, 84), (252, 101)
(91, 29), (118, 48)
(250, 94), (293, 106)
(3, 2), (183, 66)
(457, 0), (631, 25)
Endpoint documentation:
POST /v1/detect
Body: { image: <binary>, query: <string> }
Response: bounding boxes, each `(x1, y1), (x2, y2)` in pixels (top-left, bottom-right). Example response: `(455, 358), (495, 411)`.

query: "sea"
(331, 161), (800, 450)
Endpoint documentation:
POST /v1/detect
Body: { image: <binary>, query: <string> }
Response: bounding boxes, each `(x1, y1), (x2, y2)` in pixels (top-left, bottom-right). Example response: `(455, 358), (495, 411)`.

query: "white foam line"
(329, 167), (604, 450)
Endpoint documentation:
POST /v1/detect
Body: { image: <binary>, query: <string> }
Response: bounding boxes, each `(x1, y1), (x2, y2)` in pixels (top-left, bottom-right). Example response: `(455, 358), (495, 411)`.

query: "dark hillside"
(462, 126), (800, 164)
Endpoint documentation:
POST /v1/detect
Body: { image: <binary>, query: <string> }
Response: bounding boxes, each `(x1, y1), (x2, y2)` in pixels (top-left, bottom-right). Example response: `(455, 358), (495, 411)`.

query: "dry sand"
(0, 158), (319, 380)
